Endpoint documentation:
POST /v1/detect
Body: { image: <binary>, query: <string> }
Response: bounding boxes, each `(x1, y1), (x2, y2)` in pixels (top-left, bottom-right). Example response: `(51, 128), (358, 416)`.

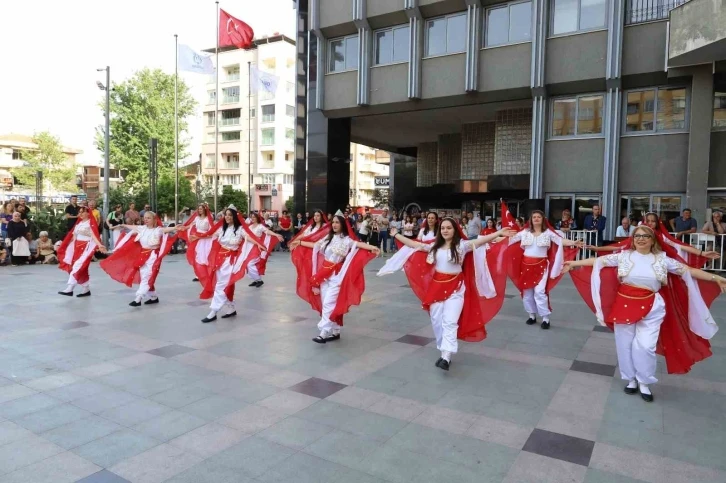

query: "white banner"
(250, 65), (279, 95)
(178, 44), (215, 75)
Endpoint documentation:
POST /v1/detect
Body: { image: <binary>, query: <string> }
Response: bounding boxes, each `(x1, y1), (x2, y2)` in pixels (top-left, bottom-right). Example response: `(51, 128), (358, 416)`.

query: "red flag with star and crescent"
(219, 9), (254, 49)
(500, 201), (521, 231)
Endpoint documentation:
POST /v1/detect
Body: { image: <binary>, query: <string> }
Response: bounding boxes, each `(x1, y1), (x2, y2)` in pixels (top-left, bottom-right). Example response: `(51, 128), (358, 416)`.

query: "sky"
(0, 0), (296, 165)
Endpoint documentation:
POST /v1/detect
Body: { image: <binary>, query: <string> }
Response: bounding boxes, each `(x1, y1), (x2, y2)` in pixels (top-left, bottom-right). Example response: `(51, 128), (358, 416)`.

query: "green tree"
(156, 176), (196, 218)
(371, 189), (389, 208)
(96, 68), (197, 190)
(285, 197), (294, 213)
(218, 186), (248, 215)
(15, 131), (77, 193)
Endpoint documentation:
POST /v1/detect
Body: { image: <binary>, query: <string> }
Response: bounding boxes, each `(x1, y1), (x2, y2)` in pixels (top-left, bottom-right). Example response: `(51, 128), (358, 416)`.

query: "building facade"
(349, 143), (390, 207)
(201, 35), (297, 214)
(293, 0), (726, 237)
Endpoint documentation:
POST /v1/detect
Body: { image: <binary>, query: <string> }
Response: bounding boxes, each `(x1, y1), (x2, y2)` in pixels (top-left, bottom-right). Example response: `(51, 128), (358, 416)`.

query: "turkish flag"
(500, 201), (521, 231)
(219, 9), (254, 49)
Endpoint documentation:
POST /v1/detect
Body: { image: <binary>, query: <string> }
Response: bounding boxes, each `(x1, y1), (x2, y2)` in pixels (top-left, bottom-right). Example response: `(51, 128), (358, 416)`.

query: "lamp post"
(97, 66), (111, 246)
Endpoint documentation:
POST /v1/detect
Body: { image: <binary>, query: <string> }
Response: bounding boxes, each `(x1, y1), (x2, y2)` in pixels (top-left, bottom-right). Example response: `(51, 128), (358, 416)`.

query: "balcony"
(220, 118), (240, 127)
(668, 0), (726, 67)
(625, 0), (688, 25)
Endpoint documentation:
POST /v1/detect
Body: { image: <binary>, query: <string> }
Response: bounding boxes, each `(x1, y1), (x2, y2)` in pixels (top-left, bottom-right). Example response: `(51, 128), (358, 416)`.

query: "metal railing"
(562, 230), (600, 260)
(670, 232), (726, 272)
(625, 0), (689, 25)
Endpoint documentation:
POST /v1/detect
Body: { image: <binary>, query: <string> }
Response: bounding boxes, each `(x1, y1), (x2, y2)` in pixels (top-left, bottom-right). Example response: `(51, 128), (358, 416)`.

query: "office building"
(349, 143), (390, 207)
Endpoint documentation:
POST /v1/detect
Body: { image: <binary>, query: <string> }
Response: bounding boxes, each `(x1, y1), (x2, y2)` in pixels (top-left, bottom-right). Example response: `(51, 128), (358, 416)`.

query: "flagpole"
(214, 0), (220, 215)
(174, 34), (179, 223)
(248, 61), (252, 214)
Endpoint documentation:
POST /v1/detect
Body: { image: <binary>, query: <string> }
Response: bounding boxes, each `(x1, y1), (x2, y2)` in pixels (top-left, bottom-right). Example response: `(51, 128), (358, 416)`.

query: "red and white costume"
(570, 250), (719, 380)
(177, 212), (214, 280)
(58, 217), (101, 293)
(291, 219), (331, 313)
(247, 223), (279, 283)
(100, 223), (174, 301)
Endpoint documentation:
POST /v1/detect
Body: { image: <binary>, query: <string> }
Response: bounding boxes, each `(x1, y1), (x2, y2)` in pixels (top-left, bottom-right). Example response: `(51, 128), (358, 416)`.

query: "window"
(225, 65), (240, 81)
(204, 131), (215, 143)
(286, 105), (295, 117)
(207, 90), (216, 104)
(220, 109), (240, 126)
(374, 25), (410, 65)
(285, 128), (294, 140)
(715, 92), (726, 129)
(546, 194), (601, 229)
(328, 35), (359, 73)
(250, 108), (256, 118)
(221, 131), (241, 141)
(552, 0), (606, 35)
(206, 112), (216, 126)
(485, 1), (532, 47)
(261, 128), (275, 145)
(260, 196), (272, 210)
(267, 154), (274, 161)
(550, 94), (604, 137)
(224, 154), (239, 169)
(426, 13), (466, 56)
(285, 153), (291, 161)
(283, 174), (294, 184)
(262, 174), (275, 184)
(287, 81), (294, 93)
(624, 87), (687, 134)
(620, 194), (683, 224)
(222, 86), (240, 103)
(12, 150), (22, 160)
(205, 154), (216, 169)
(262, 105), (275, 122)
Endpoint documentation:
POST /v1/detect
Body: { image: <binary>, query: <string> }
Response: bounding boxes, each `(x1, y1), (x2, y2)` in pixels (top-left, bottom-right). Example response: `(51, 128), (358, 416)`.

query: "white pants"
(111, 230), (121, 250)
(523, 268), (550, 318)
(66, 250), (93, 290)
(614, 295), (665, 385)
(429, 283), (465, 354)
(211, 257), (235, 312)
(135, 252), (158, 300)
(247, 257), (262, 281)
(317, 272), (343, 334)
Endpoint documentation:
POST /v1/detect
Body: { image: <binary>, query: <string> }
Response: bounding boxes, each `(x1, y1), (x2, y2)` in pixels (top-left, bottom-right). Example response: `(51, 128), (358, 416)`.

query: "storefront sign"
(255, 184), (270, 192)
(374, 176), (389, 188)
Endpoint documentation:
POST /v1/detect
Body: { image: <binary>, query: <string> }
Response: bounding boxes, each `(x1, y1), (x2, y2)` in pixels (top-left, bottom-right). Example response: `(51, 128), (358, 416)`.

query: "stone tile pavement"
(1, 252), (725, 483)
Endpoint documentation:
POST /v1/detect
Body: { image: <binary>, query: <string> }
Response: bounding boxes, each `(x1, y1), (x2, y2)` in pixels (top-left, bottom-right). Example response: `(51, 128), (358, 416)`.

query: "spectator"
(0, 245), (6, 266)
(402, 215), (414, 239)
(389, 212), (401, 252)
(88, 199), (102, 226)
(376, 208), (390, 255)
(516, 217), (525, 230)
(466, 212), (481, 240)
(37, 231), (57, 264)
(555, 209), (576, 232)
(702, 211), (726, 235)
(140, 204), (150, 217)
(278, 210), (293, 250)
(16, 197), (29, 220)
(65, 195), (80, 233)
(125, 202), (140, 225)
(615, 216), (635, 237)
(7, 212), (29, 266)
(26, 232), (40, 264)
(583, 205), (607, 245)
(481, 218), (497, 236)
(327, 213), (333, 223)
(294, 213), (305, 234)
(106, 204), (124, 248)
(358, 215), (370, 243)
(369, 219), (380, 256)
(670, 208), (697, 241)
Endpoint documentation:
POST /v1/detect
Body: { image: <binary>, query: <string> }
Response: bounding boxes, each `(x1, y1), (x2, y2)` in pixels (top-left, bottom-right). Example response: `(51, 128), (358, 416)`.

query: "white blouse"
(215, 226), (246, 251)
(73, 220), (93, 241)
(195, 216), (210, 232)
(135, 226), (163, 249)
(421, 240), (473, 274)
(417, 229), (437, 242)
(316, 234), (355, 263)
(599, 251), (686, 291)
(249, 224), (267, 238)
(510, 230), (560, 258)
(303, 225), (322, 237)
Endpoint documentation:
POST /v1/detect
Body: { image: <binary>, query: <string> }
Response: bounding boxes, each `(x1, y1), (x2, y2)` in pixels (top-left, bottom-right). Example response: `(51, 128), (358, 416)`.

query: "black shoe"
(436, 359), (450, 371)
(541, 321), (550, 330)
(624, 384), (638, 395)
(220, 311), (237, 319)
(192, 278), (199, 282)
(526, 317), (536, 325)
(435, 357), (443, 367)
(76, 291), (91, 298)
(144, 297), (159, 305)
(58, 291), (73, 297)
(248, 281), (258, 287)
(129, 301), (142, 307)
(324, 333), (340, 342)
(312, 335), (327, 344)
(255, 280), (264, 288)
(201, 316), (217, 323)
(640, 390), (654, 402)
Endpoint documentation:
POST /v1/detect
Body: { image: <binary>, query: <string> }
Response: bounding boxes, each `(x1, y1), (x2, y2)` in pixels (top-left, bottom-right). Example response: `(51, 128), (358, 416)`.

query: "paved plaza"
(0, 252), (725, 483)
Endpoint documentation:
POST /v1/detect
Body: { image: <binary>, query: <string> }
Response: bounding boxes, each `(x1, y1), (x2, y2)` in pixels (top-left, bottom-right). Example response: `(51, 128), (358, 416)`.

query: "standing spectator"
(369, 219), (380, 256)
(7, 212), (29, 266)
(358, 214), (371, 243)
(466, 211), (481, 240)
(402, 215), (414, 239)
(125, 202), (140, 225)
(555, 209), (576, 232)
(376, 208), (390, 255)
(389, 212), (401, 252)
(65, 195), (80, 234)
(88, 199), (102, 225)
(278, 210), (293, 250)
(515, 217), (525, 230)
(481, 218), (497, 235)
(669, 208), (697, 241)
(615, 217), (635, 237)
(583, 205), (607, 245)
(16, 197), (29, 220)
(106, 204), (124, 249)
(140, 204), (150, 218)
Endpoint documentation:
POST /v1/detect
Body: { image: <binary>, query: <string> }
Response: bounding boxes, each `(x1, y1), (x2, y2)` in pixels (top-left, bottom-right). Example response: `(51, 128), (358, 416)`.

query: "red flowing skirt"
(421, 272), (464, 310)
(200, 248), (237, 300)
(59, 240), (92, 285)
(518, 256), (547, 290)
(311, 260), (343, 287)
(606, 284), (655, 325)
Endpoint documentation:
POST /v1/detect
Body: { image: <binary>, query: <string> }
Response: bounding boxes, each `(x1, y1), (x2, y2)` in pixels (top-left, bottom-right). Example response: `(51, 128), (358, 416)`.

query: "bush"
(30, 207), (67, 241)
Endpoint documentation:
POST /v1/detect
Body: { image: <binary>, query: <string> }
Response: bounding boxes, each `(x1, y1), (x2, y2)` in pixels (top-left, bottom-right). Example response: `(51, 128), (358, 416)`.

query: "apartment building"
(201, 34), (297, 213)
(349, 143), (390, 207)
(292, 0), (726, 237)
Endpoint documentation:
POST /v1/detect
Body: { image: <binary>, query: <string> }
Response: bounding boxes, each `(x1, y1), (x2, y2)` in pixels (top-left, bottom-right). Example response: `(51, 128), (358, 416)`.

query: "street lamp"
(97, 67), (111, 246)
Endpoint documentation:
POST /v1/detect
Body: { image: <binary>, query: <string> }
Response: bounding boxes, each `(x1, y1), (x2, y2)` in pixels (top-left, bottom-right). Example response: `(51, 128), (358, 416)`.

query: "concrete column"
(465, 1), (482, 92)
(686, 65), (714, 222)
(405, 0), (422, 99)
(529, 0), (548, 199)
(353, 0), (370, 106)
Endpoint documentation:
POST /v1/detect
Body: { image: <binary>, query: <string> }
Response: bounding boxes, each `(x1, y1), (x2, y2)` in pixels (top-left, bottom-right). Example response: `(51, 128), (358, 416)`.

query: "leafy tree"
(218, 186), (248, 215)
(285, 197), (294, 213)
(107, 175), (195, 219)
(15, 131), (77, 193)
(371, 189), (389, 208)
(96, 68), (197, 190)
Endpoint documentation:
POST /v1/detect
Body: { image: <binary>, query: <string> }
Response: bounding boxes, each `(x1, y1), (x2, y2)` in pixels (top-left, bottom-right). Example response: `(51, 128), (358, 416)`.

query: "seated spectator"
(669, 208), (697, 241)
(555, 209), (577, 232)
(0, 245), (7, 266)
(37, 231), (57, 264)
(26, 232), (40, 264)
(615, 217), (635, 237)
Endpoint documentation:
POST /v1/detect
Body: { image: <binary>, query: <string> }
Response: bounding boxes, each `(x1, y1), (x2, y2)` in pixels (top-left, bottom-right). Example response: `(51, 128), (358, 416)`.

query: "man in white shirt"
(615, 217), (635, 237)
(466, 212), (481, 240)
(376, 209), (390, 255)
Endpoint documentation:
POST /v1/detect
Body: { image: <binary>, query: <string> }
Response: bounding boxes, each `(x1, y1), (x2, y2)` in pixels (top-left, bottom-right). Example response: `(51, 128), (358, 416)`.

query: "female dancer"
(417, 211), (439, 242)
(381, 219), (515, 370)
(176, 204), (214, 282)
(290, 211), (330, 312)
(506, 208), (583, 329)
(58, 207), (107, 297)
(292, 210), (328, 240)
(192, 208), (267, 323)
(246, 212), (283, 288)
(588, 212), (719, 268)
(564, 225), (725, 401)
(102, 212), (179, 306)
(290, 215), (380, 343)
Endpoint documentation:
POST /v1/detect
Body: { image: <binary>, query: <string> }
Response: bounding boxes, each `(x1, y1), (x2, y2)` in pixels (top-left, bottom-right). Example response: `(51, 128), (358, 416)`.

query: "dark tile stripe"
(592, 325), (611, 333)
(522, 428), (595, 467)
(570, 360), (616, 377)
(147, 344), (196, 358)
(289, 377), (347, 399)
(396, 335), (435, 347)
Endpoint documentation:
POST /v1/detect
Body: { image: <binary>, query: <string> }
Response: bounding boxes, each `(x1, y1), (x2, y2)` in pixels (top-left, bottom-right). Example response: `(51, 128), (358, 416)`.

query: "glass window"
(262, 105), (275, 123)
(286, 105), (295, 117)
(486, 7), (510, 47)
(221, 131), (240, 141)
(425, 18), (447, 56)
(547, 196), (573, 225)
(446, 14), (467, 53)
(485, 1), (532, 47)
(426, 13), (466, 56)
(552, 0), (606, 35)
(205, 154), (216, 169)
(393, 26), (410, 62)
(551, 94), (604, 137)
(261, 128), (275, 145)
(652, 196), (682, 224)
(509, 1), (532, 43)
(715, 92), (726, 129)
(285, 128), (294, 140)
(222, 87), (239, 103)
(220, 109), (240, 126)
(375, 30), (393, 65)
(328, 35), (359, 73)
(346, 36), (359, 70)
(374, 25), (410, 65)
(250, 108), (255, 118)
(624, 87), (688, 134)
(207, 90), (216, 104)
(206, 112), (216, 126)
(709, 194), (726, 214)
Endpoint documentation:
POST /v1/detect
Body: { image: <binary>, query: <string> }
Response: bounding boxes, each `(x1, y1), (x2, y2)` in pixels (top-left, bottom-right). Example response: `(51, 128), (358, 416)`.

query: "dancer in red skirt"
(504, 207), (583, 329)
(379, 218), (515, 370)
(245, 212), (283, 288)
(57, 207), (107, 297)
(290, 211), (330, 309)
(102, 212), (180, 306)
(564, 225), (725, 401)
(289, 214), (380, 343)
(176, 204), (214, 282)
